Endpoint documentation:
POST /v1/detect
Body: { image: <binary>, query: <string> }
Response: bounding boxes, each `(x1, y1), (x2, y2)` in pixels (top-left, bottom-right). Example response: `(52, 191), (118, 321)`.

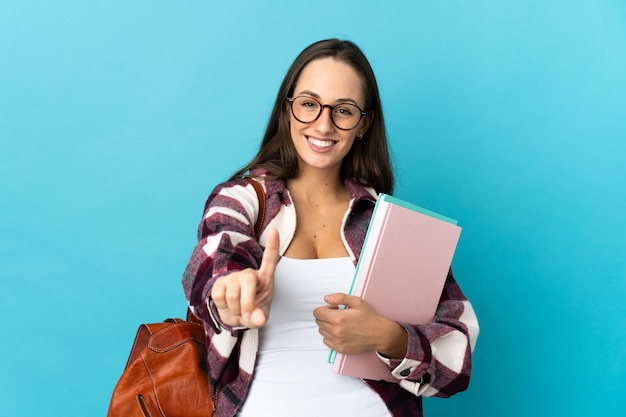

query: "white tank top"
(237, 257), (391, 417)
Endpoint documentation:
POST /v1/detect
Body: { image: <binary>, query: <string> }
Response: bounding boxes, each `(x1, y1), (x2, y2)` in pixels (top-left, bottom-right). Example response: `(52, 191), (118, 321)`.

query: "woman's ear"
(359, 110), (375, 137)
(285, 102), (292, 126)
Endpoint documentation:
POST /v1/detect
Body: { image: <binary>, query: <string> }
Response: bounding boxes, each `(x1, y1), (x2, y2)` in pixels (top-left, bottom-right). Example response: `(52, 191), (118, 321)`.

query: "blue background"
(2, 1), (625, 416)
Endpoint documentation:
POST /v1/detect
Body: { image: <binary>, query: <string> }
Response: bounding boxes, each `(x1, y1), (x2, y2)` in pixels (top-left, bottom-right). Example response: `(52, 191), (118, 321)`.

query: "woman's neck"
(286, 170), (349, 205)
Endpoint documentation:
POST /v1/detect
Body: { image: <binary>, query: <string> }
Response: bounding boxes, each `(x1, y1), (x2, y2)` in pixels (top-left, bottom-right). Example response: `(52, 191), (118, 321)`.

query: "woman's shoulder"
(248, 169), (288, 197)
(206, 170), (285, 207)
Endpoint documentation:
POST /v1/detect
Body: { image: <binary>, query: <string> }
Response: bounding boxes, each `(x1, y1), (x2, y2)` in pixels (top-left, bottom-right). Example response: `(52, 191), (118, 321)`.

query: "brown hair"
(232, 39), (394, 194)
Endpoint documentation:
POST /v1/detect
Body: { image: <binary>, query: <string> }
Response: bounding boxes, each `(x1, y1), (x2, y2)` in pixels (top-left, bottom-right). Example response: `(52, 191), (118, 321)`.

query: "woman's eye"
(335, 106), (354, 117)
(300, 100), (319, 109)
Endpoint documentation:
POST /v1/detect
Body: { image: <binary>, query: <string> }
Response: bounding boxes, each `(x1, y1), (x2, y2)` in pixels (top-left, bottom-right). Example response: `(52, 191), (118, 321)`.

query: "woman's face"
(288, 57), (368, 175)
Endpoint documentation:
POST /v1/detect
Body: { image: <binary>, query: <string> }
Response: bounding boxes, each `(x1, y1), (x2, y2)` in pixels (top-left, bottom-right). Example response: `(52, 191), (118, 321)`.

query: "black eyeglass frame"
(287, 96), (368, 131)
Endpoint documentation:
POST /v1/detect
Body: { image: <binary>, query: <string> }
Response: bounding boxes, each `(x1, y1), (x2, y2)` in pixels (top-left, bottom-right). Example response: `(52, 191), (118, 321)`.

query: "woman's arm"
(314, 269), (478, 398)
(382, 269), (479, 397)
(182, 178), (265, 329)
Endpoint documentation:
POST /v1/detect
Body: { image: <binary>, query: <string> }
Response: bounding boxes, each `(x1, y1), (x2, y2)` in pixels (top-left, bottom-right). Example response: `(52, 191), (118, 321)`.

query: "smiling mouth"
(307, 137), (336, 149)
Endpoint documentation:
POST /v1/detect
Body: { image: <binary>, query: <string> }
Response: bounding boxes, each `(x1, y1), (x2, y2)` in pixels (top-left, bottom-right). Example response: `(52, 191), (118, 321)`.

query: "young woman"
(182, 39), (479, 417)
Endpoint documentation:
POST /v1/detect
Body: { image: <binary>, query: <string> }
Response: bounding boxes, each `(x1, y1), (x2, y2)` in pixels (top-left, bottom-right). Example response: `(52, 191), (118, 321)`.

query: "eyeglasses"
(287, 95), (367, 131)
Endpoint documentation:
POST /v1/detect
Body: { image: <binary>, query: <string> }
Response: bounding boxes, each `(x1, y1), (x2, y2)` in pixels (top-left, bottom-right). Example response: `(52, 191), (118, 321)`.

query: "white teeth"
(308, 137), (335, 148)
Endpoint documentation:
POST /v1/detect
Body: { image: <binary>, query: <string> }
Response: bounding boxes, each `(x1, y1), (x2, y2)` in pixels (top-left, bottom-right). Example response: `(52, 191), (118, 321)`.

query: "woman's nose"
(315, 106), (336, 133)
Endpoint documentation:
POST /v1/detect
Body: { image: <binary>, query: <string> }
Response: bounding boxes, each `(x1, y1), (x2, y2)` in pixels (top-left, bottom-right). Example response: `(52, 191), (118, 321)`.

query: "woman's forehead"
(293, 58), (365, 104)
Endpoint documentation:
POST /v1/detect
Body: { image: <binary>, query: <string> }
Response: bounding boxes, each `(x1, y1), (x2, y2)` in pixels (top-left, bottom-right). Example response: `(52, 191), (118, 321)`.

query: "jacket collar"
(344, 177), (378, 204)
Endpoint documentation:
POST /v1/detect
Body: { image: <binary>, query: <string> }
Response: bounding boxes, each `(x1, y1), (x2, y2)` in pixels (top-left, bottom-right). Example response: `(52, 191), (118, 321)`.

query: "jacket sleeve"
(378, 269), (479, 398)
(181, 178), (265, 328)
(181, 178), (267, 416)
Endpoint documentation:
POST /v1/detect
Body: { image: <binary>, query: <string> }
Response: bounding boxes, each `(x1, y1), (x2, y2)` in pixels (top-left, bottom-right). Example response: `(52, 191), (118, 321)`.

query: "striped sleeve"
(378, 269), (479, 398)
(182, 179), (264, 327)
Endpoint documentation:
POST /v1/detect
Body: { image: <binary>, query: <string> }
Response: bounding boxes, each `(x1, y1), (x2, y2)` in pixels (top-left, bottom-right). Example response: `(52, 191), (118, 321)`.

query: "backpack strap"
(244, 177), (266, 237)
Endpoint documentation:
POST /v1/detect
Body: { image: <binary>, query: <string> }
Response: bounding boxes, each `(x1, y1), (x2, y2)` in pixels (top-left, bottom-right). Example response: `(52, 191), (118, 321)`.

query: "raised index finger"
(258, 228), (280, 281)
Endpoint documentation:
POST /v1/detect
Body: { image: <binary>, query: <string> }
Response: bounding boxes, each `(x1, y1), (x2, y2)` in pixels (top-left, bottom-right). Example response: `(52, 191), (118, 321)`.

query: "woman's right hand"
(210, 228), (280, 329)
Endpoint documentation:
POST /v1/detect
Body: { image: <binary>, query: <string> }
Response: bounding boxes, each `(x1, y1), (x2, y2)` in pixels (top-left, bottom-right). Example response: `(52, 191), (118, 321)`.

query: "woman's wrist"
(375, 318), (408, 359)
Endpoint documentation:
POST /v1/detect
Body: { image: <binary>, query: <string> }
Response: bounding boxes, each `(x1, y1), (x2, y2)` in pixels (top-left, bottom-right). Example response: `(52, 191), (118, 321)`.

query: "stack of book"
(329, 193), (462, 382)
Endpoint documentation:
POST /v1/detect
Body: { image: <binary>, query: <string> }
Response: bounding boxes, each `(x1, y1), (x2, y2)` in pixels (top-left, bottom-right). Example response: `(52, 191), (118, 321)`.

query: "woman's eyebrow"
(296, 90), (359, 105)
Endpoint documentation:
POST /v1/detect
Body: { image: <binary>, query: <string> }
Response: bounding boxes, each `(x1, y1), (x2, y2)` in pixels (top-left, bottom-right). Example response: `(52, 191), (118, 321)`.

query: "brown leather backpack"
(106, 312), (213, 417)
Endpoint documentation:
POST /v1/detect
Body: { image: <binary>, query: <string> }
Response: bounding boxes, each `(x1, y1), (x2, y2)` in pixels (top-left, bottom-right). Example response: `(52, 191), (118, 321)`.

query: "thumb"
(258, 228), (280, 282)
(324, 293), (359, 308)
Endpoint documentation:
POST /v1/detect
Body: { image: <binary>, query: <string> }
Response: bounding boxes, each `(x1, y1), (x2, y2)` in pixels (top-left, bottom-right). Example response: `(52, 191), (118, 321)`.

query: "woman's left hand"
(313, 293), (408, 359)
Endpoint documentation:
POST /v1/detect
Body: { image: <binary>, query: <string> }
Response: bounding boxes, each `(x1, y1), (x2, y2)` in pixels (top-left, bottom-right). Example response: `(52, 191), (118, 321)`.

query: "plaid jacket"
(182, 172), (479, 417)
